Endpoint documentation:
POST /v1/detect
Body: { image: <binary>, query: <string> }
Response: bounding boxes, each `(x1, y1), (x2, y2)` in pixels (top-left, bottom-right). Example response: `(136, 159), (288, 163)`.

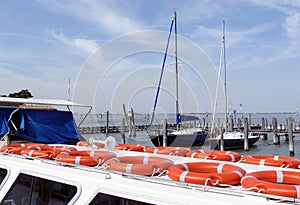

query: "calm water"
(77, 112), (300, 159)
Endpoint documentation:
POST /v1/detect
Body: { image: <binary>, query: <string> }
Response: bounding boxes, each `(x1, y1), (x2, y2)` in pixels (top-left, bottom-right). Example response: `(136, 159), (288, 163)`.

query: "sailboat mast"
(222, 20), (228, 131)
(174, 11), (180, 128)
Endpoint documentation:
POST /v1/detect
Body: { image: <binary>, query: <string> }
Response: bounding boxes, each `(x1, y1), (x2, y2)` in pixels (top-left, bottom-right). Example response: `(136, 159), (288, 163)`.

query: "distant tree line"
(1, 89), (33, 98)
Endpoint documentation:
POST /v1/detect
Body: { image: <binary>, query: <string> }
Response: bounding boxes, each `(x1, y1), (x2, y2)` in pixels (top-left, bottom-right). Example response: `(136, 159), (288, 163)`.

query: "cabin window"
(89, 192), (154, 205)
(1, 173), (77, 205)
(0, 168), (8, 185)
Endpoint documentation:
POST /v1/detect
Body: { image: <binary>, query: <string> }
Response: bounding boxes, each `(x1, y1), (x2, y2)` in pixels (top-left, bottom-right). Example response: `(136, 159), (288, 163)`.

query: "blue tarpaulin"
(0, 107), (15, 136)
(15, 109), (80, 144)
(11, 108), (80, 144)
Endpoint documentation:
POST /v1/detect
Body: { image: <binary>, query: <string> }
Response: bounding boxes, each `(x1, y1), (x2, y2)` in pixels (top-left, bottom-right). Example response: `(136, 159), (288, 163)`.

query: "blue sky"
(0, 0), (300, 113)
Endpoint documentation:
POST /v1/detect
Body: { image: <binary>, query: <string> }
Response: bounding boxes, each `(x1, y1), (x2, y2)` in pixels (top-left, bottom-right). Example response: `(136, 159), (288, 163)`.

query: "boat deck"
(0, 146), (299, 204)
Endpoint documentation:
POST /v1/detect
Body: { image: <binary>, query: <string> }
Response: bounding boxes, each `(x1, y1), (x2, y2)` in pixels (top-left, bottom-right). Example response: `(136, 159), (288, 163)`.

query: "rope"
(211, 180), (220, 186)
(149, 16), (174, 130)
(151, 168), (161, 177)
(99, 163), (109, 169)
(204, 178), (211, 186)
(241, 186), (260, 191)
(157, 169), (168, 177)
(95, 159), (104, 167)
(237, 159), (245, 163)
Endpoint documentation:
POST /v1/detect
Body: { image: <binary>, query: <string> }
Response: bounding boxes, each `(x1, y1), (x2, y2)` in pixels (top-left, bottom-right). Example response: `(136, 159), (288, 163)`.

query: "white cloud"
(36, 0), (142, 35)
(48, 29), (99, 55)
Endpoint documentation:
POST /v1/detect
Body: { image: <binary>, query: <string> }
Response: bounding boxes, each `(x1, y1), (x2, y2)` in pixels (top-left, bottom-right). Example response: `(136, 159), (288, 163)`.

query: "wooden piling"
(287, 117), (294, 156)
(163, 119), (167, 147)
(237, 118), (241, 131)
(128, 110), (132, 137)
(244, 117), (249, 151)
(121, 118), (125, 144)
(272, 117), (279, 145)
(229, 115), (233, 132)
(261, 117), (265, 131)
(106, 110), (109, 135)
(248, 113), (251, 130)
(131, 108), (136, 138)
(219, 126), (224, 151)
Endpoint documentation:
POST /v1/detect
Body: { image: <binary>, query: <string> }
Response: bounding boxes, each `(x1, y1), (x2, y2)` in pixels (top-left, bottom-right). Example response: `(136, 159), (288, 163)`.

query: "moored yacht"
(216, 131), (260, 149)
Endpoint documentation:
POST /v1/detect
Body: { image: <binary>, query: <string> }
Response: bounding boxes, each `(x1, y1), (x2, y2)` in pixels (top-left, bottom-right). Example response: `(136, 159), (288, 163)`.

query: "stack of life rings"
(0, 143), (116, 167)
(3, 142), (300, 199)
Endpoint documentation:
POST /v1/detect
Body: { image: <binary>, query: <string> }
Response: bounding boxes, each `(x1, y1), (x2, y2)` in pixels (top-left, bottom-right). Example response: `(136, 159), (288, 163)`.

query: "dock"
(78, 118), (300, 135)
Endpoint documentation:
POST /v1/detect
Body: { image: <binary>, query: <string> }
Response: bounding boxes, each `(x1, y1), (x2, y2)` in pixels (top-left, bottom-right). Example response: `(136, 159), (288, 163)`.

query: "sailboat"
(148, 11), (207, 147)
(215, 20), (259, 149)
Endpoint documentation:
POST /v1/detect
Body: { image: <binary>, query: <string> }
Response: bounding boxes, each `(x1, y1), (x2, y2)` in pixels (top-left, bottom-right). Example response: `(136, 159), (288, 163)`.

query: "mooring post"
(244, 117), (249, 151)
(248, 113), (251, 130)
(229, 115), (233, 132)
(121, 118), (126, 144)
(163, 119), (167, 147)
(219, 126), (224, 151)
(128, 110), (132, 137)
(284, 118), (289, 141)
(237, 117), (241, 131)
(131, 108), (136, 138)
(272, 117), (279, 145)
(260, 117), (268, 140)
(106, 110), (109, 136)
(287, 117), (295, 156)
(261, 117), (265, 131)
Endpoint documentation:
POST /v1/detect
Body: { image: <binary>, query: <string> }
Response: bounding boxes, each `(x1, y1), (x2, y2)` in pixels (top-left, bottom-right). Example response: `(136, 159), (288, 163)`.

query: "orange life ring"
(93, 142), (105, 148)
(21, 149), (57, 159)
(241, 170), (300, 198)
(104, 156), (174, 176)
(56, 154), (100, 166)
(1, 143), (49, 150)
(168, 162), (246, 186)
(240, 155), (300, 168)
(56, 150), (115, 166)
(45, 145), (78, 152)
(186, 150), (241, 162)
(0, 146), (25, 154)
(76, 141), (91, 147)
(145, 146), (191, 156)
(60, 150), (116, 162)
(114, 144), (145, 152)
(77, 141), (106, 148)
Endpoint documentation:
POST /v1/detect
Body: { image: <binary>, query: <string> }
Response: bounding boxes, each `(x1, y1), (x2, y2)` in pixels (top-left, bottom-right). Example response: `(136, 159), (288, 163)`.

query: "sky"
(0, 0), (300, 114)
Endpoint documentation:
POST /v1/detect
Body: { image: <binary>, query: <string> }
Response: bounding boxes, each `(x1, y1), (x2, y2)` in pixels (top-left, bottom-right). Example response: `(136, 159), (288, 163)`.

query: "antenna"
(222, 20), (228, 132)
(67, 78), (71, 101)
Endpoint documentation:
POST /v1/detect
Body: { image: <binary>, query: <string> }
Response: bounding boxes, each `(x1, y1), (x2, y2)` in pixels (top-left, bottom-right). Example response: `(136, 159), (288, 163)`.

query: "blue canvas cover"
(0, 107), (15, 136)
(14, 109), (80, 144)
